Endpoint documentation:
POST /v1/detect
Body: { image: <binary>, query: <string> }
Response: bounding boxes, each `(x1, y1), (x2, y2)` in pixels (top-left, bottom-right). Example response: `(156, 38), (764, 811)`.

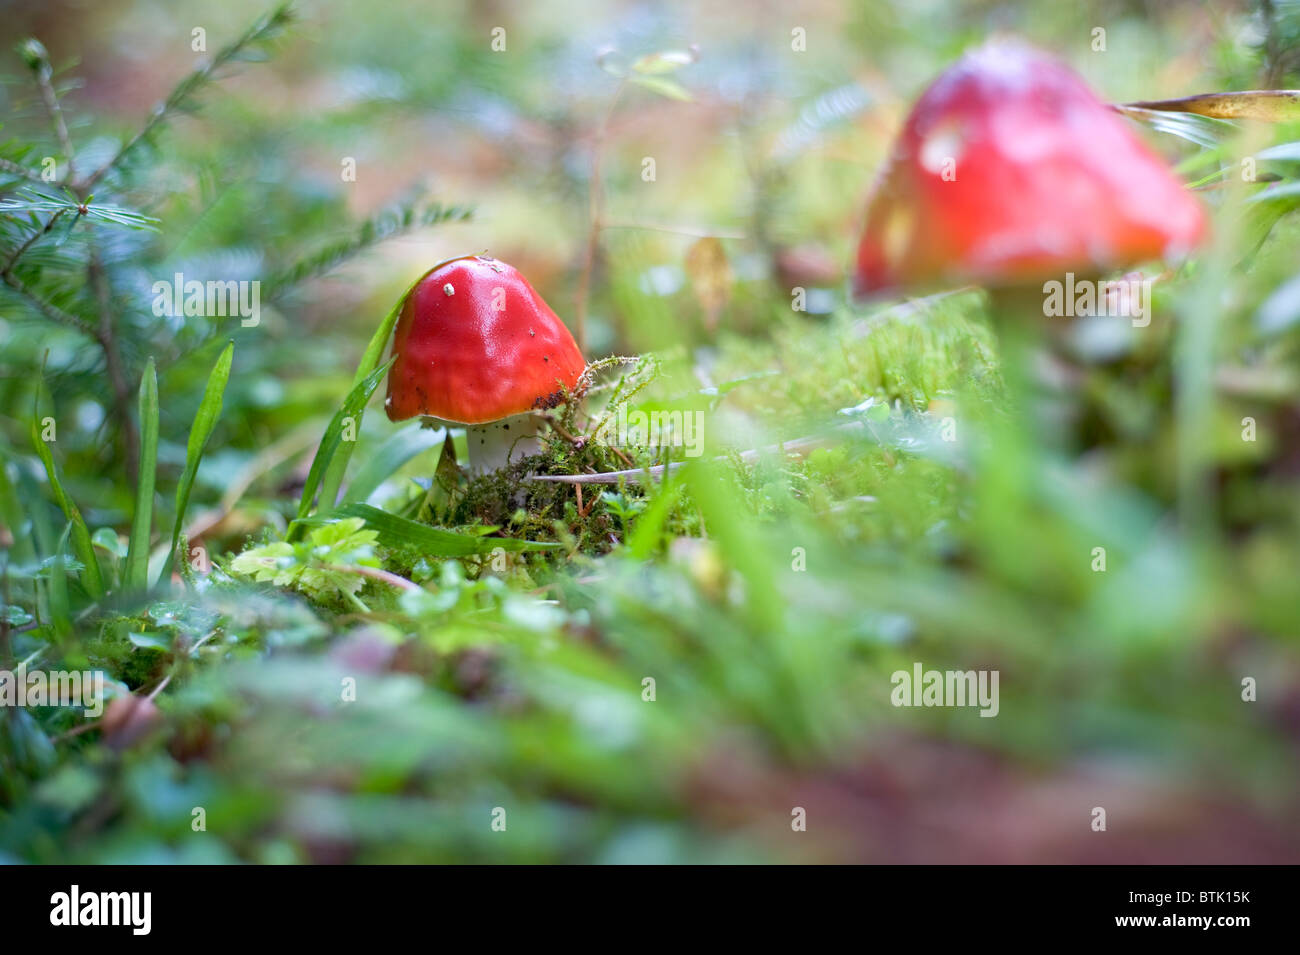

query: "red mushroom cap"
(853, 42), (1207, 298)
(385, 255), (586, 424)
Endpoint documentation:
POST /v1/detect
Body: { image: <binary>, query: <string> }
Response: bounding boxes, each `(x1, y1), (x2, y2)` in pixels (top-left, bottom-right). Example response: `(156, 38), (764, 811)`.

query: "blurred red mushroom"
(853, 41), (1206, 301)
(385, 255), (587, 474)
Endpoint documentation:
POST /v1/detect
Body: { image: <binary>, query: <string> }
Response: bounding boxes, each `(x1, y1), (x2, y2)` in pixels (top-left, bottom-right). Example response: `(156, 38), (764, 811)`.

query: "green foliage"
(164, 342), (233, 581)
(4, 0), (1300, 866)
(294, 357), (394, 526)
(29, 379), (104, 601)
(230, 517), (380, 603)
(311, 502), (562, 556)
(0, 188), (160, 231)
(124, 359), (158, 593)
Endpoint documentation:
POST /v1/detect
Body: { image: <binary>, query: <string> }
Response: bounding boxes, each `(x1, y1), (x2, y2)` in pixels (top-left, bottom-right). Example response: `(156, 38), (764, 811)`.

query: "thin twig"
(0, 271), (99, 339)
(78, 2), (294, 192)
(320, 563), (420, 592)
(145, 673), (172, 701)
(1, 207), (70, 278)
(32, 55), (76, 182)
(542, 412), (635, 468)
(540, 414), (584, 447)
(0, 157), (48, 185)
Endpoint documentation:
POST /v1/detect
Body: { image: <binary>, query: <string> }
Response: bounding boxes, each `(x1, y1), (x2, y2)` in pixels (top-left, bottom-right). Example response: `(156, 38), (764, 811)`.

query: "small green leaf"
(92, 527), (127, 558)
(128, 631), (171, 651)
(1, 604), (33, 627)
(230, 541), (297, 585)
(230, 517), (382, 601)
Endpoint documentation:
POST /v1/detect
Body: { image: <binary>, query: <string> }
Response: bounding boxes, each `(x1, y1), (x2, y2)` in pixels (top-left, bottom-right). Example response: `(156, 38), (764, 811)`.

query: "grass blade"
(341, 421), (446, 504)
(0, 450), (36, 565)
(124, 358), (158, 592)
(627, 478), (683, 560)
(1115, 105), (1234, 149)
(304, 502), (561, 555)
(162, 342), (234, 583)
(295, 357), (395, 527)
(30, 385), (104, 600)
(46, 523), (74, 640)
(315, 254), (475, 511)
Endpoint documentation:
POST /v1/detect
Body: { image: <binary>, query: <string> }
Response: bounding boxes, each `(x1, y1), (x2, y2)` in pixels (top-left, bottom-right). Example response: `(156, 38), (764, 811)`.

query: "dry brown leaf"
(1121, 90), (1300, 122)
(684, 236), (733, 331)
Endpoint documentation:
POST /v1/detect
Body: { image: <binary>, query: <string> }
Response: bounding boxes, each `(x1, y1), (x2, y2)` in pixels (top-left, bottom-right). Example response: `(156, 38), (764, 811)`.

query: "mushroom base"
(466, 413), (544, 475)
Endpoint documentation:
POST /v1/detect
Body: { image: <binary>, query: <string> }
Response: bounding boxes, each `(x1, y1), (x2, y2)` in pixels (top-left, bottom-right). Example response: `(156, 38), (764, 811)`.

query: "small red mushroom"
(853, 41), (1207, 300)
(385, 254), (586, 473)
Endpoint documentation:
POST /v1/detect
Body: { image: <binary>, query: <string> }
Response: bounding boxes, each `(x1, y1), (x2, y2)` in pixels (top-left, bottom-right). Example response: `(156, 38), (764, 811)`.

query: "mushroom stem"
(986, 286), (1070, 444)
(466, 413), (545, 475)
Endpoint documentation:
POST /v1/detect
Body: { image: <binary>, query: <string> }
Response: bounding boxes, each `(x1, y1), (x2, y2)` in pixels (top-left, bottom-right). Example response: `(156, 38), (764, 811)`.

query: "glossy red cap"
(385, 255), (586, 425)
(853, 42), (1207, 298)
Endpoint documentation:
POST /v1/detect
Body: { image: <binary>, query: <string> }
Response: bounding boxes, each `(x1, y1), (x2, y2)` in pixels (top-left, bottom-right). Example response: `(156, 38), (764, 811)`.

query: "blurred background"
(2, 0), (1299, 863)
(1, 0), (1264, 356)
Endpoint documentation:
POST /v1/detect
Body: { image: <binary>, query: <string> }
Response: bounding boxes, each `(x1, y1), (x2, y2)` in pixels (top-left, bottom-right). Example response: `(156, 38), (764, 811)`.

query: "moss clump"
(417, 356), (677, 555)
(448, 439), (633, 555)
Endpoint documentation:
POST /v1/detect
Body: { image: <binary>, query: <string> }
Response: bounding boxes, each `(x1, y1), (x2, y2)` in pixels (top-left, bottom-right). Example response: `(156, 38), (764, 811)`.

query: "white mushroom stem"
(466, 413), (545, 475)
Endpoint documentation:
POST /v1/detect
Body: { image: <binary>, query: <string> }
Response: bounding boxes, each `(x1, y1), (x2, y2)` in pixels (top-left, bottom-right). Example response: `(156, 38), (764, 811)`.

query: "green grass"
(3, 0), (1300, 864)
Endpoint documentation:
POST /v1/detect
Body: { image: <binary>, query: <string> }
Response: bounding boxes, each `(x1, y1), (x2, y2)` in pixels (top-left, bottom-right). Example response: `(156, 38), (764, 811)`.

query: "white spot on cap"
(920, 120), (965, 174)
(443, 283), (455, 296)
